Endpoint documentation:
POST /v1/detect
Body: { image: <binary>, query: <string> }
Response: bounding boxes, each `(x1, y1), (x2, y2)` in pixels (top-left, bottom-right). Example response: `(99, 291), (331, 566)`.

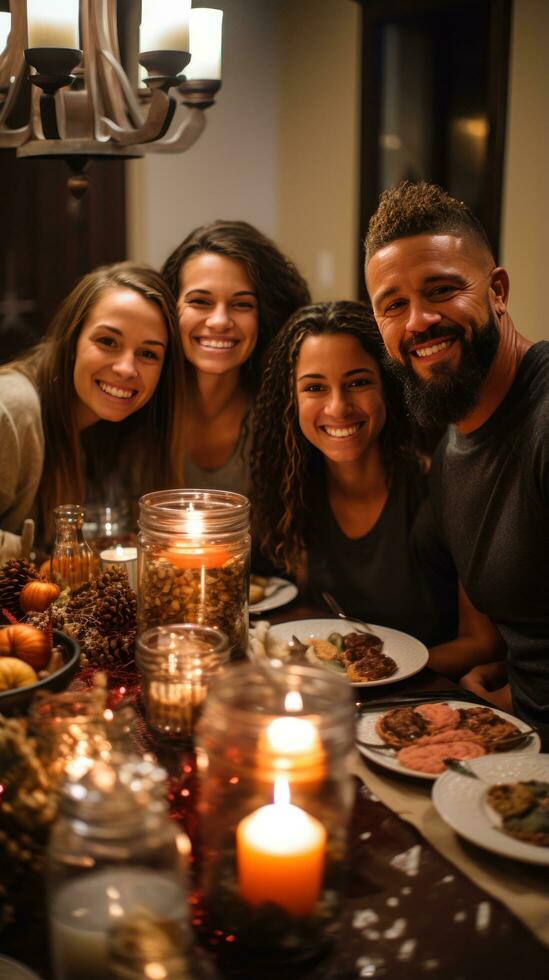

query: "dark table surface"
(6, 599), (548, 979)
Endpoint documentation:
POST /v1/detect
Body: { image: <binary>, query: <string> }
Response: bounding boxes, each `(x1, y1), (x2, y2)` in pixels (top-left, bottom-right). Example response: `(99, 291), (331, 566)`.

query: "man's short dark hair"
(365, 180), (494, 263)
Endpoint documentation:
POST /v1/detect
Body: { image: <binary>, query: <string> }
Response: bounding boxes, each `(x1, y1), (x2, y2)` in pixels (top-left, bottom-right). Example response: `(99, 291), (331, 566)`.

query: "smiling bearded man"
(365, 180), (549, 745)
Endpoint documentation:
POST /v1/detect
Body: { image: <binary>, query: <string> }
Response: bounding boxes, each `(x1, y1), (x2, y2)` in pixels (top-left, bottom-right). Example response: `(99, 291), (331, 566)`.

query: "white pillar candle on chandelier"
(139, 0), (191, 54)
(26, 0), (79, 50)
(0, 12), (11, 54)
(186, 8), (223, 80)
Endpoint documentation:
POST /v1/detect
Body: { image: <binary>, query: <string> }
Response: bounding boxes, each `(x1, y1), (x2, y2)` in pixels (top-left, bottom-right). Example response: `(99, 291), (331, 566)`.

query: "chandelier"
(0, 1), (223, 194)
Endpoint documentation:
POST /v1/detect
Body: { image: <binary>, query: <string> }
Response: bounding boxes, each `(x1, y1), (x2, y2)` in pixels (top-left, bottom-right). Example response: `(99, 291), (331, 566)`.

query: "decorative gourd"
(0, 657), (38, 691)
(19, 580), (60, 613)
(0, 624), (51, 670)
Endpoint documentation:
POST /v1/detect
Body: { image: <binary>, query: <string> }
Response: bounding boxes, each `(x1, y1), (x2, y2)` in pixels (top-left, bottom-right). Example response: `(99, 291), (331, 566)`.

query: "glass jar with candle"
(137, 624), (230, 740)
(137, 490), (250, 658)
(47, 756), (190, 980)
(194, 661), (355, 966)
(51, 504), (99, 592)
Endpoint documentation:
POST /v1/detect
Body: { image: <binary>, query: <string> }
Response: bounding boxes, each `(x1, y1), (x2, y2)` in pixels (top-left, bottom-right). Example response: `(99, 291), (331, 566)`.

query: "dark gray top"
(305, 463), (458, 648)
(430, 341), (549, 739)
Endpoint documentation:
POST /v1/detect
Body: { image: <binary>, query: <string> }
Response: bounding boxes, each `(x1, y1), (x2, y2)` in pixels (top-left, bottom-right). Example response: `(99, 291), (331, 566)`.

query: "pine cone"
(79, 626), (135, 668)
(0, 559), (39, 619)
(92, 569), (136, 636)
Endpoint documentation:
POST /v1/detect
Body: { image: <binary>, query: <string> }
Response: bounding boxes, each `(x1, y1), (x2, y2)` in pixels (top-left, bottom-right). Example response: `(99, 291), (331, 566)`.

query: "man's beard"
(385, 313), (501, 430)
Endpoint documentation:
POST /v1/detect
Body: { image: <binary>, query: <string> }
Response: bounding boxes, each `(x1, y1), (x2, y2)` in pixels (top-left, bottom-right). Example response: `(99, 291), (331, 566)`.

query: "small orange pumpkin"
(20, 580), (60, 613)
(0, 657), (38, 692)
(0, 624), (51, 670)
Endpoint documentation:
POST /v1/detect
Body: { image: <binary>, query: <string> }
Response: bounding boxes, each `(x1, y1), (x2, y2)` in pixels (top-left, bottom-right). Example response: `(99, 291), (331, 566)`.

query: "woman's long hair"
(4, 262), (186, 540)
(161, 220), (311, 394)
(251, 301), (416, 574)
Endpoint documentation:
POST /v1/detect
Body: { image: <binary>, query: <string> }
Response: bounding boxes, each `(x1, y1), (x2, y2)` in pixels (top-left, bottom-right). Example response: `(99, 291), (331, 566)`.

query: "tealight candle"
(100, 546), (137, 591)
(236, 778), (326, 918)
(50, 867), (187, 980)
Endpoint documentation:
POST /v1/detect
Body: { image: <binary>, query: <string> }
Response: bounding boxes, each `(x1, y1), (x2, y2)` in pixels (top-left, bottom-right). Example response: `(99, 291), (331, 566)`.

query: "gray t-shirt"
(183, 413), (252, 496)
(430, 342), (549, 740)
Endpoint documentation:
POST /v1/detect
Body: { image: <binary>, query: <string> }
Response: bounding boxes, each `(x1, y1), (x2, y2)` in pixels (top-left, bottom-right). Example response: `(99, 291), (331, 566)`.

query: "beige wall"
(501, 0), (549, 341)
(127, 0), (548, 340)
(277, 0), (361, 301)
(127, 0), (280, 268)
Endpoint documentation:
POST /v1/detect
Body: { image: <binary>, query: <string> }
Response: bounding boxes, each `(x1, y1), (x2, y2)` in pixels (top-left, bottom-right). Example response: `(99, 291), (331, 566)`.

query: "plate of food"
(268, 618), (428, 686)
(249, 575), (298, 613)
(432, 753), (549, 865)
(356, 701), (541, 781)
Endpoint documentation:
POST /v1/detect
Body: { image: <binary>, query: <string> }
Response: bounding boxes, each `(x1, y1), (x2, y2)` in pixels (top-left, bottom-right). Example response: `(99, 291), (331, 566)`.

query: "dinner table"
(4, 596), (549, 980)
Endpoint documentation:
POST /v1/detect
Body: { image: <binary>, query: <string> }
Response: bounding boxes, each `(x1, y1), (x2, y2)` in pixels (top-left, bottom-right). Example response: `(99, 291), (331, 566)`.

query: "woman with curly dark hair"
(251, 301), (504, 674)
(162, 220), (310, 494)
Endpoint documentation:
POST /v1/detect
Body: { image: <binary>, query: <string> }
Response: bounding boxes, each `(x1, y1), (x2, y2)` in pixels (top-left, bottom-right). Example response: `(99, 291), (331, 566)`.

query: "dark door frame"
(354, 0), (512, 295)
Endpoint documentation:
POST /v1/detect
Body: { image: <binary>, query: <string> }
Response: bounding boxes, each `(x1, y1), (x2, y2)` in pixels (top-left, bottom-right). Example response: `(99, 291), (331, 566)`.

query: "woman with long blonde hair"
(0, 262), (186, 559)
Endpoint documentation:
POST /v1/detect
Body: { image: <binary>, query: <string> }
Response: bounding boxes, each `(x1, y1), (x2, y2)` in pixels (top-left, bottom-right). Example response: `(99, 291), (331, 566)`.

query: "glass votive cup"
(194, 661), (355, 967)
(137, 624), (230, 740)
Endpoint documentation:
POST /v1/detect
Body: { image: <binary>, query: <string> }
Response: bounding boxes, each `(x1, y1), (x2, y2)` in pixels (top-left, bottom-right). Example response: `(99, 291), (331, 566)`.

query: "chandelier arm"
(0, 61), (27, 126)
(93, 0), (142, 131)
(99, 49), (145, 129)
(100, 89), (177, 145)
(140, 106), (207, 153)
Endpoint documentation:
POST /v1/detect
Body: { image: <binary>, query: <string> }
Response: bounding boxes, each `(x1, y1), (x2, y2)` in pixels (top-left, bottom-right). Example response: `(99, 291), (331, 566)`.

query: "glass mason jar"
(47, 756), (190, 980)
(137, 490), (250, 659)
(29, 687), (137, 787)
(137, 624), (230, 740)
(51, 504), (99, 592)
(194, 662), (355, 967)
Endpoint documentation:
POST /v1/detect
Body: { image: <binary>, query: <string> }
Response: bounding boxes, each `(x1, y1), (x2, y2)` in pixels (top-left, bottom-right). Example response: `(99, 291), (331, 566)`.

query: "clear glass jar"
(194, 661), (355, 967)
(47, 756), (190, 980)
(137, 490), (250, 659)
(137, 624), (230, 740)
(29, 687), (137, 786)
(51, 504), (99, 592)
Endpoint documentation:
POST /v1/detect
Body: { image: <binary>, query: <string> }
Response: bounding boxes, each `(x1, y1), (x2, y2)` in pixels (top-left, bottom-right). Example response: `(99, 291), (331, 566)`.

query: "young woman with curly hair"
(162, 220), (310, 494)
(251, 301), (504, 677)
(0, 262), (186, 560)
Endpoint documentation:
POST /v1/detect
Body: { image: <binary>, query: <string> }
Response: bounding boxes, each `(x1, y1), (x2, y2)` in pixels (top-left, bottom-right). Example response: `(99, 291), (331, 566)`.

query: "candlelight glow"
(284, 690), (303, 713)
(236, 775), (327, 916)
(267, 717), (318, 756)
(185, 502), (204, 538)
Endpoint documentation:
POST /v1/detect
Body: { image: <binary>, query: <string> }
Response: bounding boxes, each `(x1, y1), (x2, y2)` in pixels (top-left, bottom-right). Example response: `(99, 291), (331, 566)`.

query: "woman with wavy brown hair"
(162, 220), (310, 494)
(251, 301), (504, 676)
(0, 262), (186, 559)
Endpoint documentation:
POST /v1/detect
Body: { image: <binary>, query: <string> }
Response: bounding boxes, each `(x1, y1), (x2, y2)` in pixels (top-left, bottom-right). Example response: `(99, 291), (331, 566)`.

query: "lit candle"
(0, 12), (11, 53)
(186, 8), (223, 80)
(236, 778), (326, 918)
(50, 867), (187, 980)
(140, 0), (191, 53)
(26, 0), (79, 49)
(257, 693), (325, 783)
(99, 546), (137, 591)
(162, 508), (231, 569)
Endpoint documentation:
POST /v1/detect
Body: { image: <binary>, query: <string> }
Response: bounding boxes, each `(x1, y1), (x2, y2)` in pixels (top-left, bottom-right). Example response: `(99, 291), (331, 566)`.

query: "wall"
(500, 0), (549, 341)
(277, 0), (361, 301)
(127, 0), (280, 268)
(127, 0), (549, 339)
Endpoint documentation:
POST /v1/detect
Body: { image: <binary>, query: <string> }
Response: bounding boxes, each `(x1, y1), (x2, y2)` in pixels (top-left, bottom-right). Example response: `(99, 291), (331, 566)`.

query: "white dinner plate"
(432, 753), (549, 865)
(249, 577), (298, 614)
(356, 701), (541, 781)
(269, 618), (428, 688)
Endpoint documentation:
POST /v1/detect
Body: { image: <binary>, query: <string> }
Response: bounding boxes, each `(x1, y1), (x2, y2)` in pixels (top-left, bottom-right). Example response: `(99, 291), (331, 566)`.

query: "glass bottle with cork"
(50, 504), (98, 592)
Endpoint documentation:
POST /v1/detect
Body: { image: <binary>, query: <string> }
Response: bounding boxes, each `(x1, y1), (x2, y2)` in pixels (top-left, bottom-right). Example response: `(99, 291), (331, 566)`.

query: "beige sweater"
(0, 370), (44, 543)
